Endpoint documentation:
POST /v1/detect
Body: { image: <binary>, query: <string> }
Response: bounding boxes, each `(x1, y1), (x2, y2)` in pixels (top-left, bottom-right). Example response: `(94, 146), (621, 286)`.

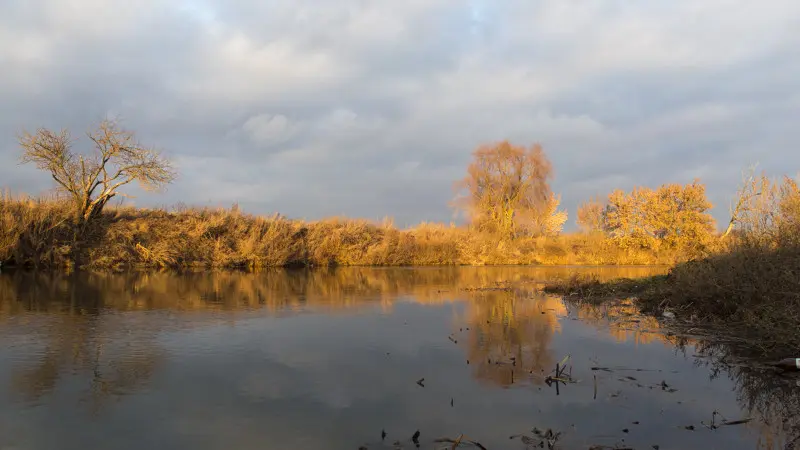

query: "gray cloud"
(1, 0), (799, 228)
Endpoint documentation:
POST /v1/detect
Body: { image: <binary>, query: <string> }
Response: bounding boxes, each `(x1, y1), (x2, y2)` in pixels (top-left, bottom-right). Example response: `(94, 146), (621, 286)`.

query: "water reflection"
(463, 292), (564, 387)
(0, 266), (795, 449)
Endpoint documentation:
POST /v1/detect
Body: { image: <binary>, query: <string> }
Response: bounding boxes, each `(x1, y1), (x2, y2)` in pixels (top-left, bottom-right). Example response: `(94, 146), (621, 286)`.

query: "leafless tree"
(18, 119), (176, 224)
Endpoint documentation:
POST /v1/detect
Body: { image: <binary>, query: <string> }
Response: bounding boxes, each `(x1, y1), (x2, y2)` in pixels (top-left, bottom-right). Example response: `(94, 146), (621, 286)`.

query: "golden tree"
(18, 119), (176, 224)
(455, 141), (562, 237)
(603, 181), (715, 253)
(576, 196), (605, 233)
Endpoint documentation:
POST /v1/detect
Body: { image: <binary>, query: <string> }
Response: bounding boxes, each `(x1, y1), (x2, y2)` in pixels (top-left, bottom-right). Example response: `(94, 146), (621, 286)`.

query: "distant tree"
(18, 119), (176, 224)
(576, 197), (605, 233)
(604, 181), (715, 253)
(454, 141), (564, 237)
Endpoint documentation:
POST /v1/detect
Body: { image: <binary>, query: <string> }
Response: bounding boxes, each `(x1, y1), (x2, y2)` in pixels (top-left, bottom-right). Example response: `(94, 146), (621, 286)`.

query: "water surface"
(0, 267), (795, 449)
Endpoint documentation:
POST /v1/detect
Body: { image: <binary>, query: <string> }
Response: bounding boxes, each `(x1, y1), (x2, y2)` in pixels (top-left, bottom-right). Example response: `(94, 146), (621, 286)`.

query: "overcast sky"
(1, 1), (799, 228)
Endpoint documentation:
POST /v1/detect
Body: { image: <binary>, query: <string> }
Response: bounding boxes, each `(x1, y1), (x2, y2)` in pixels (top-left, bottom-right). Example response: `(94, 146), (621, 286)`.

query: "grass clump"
(543, 274), (668, 304)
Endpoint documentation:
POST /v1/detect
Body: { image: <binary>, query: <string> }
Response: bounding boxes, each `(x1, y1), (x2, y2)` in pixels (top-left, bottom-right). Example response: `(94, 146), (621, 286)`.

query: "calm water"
(0, 267), (796, 450)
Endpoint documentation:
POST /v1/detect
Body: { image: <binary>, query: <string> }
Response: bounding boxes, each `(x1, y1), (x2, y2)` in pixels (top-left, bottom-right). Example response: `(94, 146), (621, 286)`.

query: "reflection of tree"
(0, 266), (665, 412)
(2, 265), (797, 446)
(676, 340), (799, 450)
(573, 298), (798, 448)
(1, 266), (668, 316)
(2, 273), (164, 413)
(463, 291), (564, 386)
(571, 299), (683, 347)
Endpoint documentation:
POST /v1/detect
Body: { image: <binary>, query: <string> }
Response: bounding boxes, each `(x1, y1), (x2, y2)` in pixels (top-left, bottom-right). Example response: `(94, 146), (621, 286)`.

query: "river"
(0, 267), (795, 449)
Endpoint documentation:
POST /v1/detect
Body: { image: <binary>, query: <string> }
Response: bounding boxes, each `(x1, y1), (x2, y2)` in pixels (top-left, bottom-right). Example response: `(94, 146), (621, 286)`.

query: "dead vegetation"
(0, 194), (692, 270)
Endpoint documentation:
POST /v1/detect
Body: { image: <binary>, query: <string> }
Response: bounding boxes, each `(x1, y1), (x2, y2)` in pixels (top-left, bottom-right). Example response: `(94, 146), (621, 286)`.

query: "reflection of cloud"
(0, 266), (793, 449)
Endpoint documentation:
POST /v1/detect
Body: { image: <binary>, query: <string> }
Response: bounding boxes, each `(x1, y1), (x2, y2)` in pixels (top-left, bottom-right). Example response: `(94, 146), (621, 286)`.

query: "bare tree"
(454, 141), (555, 237)
(18, 119), (176, 224)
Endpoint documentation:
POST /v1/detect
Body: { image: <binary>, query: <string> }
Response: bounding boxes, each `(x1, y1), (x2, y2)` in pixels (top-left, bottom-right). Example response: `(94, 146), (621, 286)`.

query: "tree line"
(12, 119), (796, 262)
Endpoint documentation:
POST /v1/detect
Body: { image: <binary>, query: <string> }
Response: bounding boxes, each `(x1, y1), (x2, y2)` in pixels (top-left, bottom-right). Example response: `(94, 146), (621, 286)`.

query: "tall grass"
(0, 194), (688, 270)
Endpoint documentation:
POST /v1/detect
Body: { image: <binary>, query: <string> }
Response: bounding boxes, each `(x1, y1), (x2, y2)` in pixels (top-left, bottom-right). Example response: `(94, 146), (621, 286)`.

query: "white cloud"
(242, 114), (301, 146)
(0, 0), (798, 227)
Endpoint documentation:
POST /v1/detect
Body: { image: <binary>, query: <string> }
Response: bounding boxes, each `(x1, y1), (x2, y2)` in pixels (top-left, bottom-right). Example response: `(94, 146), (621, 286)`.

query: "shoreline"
(540, 257), (800, 362)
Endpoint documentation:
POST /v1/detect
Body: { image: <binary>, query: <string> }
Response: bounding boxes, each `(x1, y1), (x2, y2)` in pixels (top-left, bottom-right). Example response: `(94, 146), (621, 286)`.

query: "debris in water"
(412, 430), (420, 446)
(416, 378), (425, 387)
(382, 429), (386, 440)
(659, 380), (678, 392)
(530, 427), (562, 449)
(451, 397), (454, 407)
(510, 434), (540, 446)
(622, 428), (629, 433)
(436, 436), (486, 450)
(722, 418), (753, 426)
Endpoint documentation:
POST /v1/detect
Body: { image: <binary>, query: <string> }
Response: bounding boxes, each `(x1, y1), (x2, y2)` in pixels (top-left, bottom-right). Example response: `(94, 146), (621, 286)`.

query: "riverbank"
(1, 195), (690, 270)
(543, 243), (800, 359)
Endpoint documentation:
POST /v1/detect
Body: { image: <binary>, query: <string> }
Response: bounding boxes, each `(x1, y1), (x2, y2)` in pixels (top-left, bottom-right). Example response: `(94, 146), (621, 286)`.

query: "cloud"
(1, 0), (799, 228)
(241, 114), (301, 147)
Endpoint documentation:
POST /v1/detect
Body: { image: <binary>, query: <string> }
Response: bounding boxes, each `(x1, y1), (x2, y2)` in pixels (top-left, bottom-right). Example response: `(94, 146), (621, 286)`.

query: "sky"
(1, 0), (799, 229)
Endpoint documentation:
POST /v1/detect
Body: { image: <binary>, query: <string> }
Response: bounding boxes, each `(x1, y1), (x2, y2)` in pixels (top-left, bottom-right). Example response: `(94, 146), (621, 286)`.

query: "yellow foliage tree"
(525, 193), (568, 236)
(454, 141), (560, 238)
(603, 180), (716, 255)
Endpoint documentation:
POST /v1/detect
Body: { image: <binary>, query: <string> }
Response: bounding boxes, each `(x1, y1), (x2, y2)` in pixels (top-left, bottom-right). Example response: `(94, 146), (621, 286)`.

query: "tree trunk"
(721, 220), (735, 239)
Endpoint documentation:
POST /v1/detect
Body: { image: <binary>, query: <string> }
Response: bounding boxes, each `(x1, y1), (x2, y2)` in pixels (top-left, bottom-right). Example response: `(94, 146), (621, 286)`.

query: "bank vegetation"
(547, 171), (800, 355)
(2, 121), (731, 270)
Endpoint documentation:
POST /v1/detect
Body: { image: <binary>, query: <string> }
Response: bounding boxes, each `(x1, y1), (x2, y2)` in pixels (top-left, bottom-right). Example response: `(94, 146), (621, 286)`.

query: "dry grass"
(0, 194), (697, 270)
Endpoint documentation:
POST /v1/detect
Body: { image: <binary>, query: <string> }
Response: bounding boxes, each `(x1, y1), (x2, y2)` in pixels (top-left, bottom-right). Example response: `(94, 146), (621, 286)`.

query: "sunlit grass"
(0, 195), (687, 270)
